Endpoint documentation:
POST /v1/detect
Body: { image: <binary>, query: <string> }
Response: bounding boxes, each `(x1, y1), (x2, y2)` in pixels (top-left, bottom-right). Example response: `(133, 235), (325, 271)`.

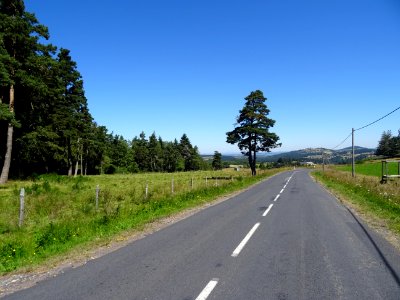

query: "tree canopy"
(226, 90), (280, 175)
(376, 130), (400, 158)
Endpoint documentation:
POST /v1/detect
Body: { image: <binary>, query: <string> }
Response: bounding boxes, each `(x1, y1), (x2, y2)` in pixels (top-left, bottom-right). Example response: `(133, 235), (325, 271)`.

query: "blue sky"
(25, 0), (400, 154)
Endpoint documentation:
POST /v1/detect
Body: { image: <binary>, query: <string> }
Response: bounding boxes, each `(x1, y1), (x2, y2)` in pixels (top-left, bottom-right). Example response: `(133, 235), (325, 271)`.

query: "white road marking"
(232, 223), (260, 257)
(280, 188), (284, 194)
(196, 279), (219, 300)
(262, 204), (273, 216)
(273, 194), (280, 202)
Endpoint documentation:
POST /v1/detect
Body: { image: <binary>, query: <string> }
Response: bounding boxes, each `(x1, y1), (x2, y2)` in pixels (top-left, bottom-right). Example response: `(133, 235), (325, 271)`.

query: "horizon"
(201, 145), (377, 156)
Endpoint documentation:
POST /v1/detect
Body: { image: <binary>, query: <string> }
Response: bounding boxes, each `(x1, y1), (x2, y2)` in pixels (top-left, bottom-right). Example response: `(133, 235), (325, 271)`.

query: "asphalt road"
(4, 170), (400, 299)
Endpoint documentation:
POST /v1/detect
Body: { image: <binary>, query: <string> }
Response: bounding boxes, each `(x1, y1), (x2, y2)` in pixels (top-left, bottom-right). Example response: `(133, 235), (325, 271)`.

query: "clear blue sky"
(25, 0), (400, 154)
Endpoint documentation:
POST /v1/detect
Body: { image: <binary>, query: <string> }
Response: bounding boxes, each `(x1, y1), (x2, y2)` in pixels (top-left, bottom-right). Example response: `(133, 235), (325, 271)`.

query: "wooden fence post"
(19, 188), (25, 227)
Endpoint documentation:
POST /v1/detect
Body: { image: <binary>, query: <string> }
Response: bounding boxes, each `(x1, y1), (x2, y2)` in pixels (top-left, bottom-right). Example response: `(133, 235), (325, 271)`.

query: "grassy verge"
(312, 168), (400, 240)
(0, 169), (282, 274)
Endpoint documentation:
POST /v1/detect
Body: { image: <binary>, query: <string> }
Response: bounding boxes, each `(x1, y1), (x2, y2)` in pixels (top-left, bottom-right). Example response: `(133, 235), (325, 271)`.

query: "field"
(0, 168), (281, 274)
(335, 160), (400, 178)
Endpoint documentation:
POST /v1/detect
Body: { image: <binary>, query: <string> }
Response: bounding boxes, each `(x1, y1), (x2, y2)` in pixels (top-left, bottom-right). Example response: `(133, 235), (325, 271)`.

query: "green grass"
(0, 168), (282, 274)
(335, 160), (400, 178)
(312, 168), (400, 237)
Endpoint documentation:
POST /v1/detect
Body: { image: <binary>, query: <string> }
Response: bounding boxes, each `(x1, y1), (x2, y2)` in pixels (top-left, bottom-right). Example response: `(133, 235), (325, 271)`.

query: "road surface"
(4, 170), (400, 299)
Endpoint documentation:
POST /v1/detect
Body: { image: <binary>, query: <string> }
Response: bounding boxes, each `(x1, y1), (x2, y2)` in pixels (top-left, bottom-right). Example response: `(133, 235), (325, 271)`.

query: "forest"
(0, 1), (210, 182)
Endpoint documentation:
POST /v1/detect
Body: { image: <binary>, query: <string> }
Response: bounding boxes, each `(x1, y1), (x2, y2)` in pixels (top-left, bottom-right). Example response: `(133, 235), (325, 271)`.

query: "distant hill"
(259, 146), (376, 164)
(201, 147), (376, 165)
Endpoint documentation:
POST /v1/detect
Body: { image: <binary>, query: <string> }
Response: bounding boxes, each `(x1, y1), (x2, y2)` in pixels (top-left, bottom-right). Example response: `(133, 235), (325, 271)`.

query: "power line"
(329, 105), (399, 150)
(355, 106), (400, 131)
(332, 132), (352, 150)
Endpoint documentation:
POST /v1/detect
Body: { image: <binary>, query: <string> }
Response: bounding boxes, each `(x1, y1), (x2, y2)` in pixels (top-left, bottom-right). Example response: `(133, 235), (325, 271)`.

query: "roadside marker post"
(95, 185), (100, 211)
(19, 188), (25, 227)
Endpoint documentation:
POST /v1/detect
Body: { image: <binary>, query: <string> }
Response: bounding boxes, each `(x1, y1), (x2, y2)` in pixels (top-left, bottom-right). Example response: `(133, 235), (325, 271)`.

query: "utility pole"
(352, 128), (355, 177)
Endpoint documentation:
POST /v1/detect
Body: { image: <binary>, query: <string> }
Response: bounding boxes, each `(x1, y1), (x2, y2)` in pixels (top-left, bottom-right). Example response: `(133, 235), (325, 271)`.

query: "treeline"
(0, 1), (208, 181)
(104, 132), (207, 174)
(376, 130), (400, 158)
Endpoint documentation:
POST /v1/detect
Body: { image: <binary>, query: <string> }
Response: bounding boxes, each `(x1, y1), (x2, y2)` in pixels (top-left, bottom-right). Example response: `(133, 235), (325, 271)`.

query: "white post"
(191, 177), (194, 189)
(95, 185), (100, 210)
(171, 178), (174, 194)
(145, 182), (149, 198)
(19, 188), (25, 227)
(205, 177), (208, 187)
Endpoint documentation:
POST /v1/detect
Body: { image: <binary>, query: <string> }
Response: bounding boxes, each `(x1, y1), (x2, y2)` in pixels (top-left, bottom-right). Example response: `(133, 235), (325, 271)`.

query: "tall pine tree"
(226, 90), (280, 175)
(0, 0), (51, 183)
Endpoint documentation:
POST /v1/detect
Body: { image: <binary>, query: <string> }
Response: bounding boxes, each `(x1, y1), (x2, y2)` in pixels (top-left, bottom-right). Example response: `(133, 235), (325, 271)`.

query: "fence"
(7, 170), (252, 228)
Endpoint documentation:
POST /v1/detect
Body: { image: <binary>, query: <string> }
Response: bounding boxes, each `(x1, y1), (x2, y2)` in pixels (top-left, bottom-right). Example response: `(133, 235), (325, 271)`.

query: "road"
(4, 170), (400, 299)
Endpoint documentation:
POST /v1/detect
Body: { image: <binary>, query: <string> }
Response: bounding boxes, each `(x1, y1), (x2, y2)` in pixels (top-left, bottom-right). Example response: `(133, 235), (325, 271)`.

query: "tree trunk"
(0, 125), (14, 184)
(74, 160), (79, 177)
(253, 150), (257, 176)
(249, 154), (256, 176)
(67, 138), (73, 176)
(84, 148), (88, 176)
(0, 84), (15, 185)
(68, 162), (73, 176)
(80, 153), (83, 176)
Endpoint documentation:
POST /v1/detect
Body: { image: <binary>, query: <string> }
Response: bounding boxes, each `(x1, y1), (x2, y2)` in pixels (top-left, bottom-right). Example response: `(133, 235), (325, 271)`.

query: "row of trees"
(0, 1), (107, 181)
(0, 1), (214, 182)
(105, 132), (210, 174)
(376, 130), (400, 158)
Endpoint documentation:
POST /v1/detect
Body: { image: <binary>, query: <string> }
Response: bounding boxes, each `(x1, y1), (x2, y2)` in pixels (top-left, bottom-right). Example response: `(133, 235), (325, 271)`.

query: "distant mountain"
(259, 146), (376, 164)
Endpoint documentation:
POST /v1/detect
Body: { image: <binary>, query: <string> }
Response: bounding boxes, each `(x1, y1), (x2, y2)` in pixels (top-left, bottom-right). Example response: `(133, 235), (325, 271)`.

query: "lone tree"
(226, 90), (280, 176)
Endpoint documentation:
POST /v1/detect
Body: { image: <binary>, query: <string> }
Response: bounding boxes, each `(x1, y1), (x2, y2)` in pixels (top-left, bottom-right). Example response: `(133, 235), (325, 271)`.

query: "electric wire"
(355, 106), (400, 131)
(331, 132), (352, 150)
(328, 105), (399, 150)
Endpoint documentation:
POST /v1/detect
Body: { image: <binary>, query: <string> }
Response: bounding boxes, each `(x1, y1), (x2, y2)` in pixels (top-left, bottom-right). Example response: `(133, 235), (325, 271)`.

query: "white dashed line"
(232, 223), (260, 257)
(262, 204), (273, 217)
(273, 194), (280, 202)
(280, 188), (284, 194)
(196, 279), (219, 300)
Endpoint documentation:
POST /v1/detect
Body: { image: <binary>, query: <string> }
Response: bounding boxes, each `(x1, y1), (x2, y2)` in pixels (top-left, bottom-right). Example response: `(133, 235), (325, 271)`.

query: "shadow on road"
(346, 208), (400, 287)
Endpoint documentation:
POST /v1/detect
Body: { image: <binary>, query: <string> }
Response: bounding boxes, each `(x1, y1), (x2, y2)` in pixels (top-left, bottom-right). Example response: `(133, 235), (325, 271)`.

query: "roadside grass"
(312, 167), (400, 240)
(336, 159), (400, 178)
(0, 168), (282, 274)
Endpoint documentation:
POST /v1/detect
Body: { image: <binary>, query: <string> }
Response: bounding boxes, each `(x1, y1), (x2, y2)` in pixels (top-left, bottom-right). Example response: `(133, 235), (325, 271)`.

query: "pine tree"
(226, 90), (280, 175)
(148, 132), (162, 172)
(376, 131), (393, 157)
(179, 134), (202, 171)
(212, 151), (223, 170)
(132, 132), (149, 171)
(0, 0), (51, 183)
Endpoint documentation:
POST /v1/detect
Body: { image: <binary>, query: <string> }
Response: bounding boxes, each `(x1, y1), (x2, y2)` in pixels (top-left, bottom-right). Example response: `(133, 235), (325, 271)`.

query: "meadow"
(0, 168), (281, 274)
(335, 160), (400, 179)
